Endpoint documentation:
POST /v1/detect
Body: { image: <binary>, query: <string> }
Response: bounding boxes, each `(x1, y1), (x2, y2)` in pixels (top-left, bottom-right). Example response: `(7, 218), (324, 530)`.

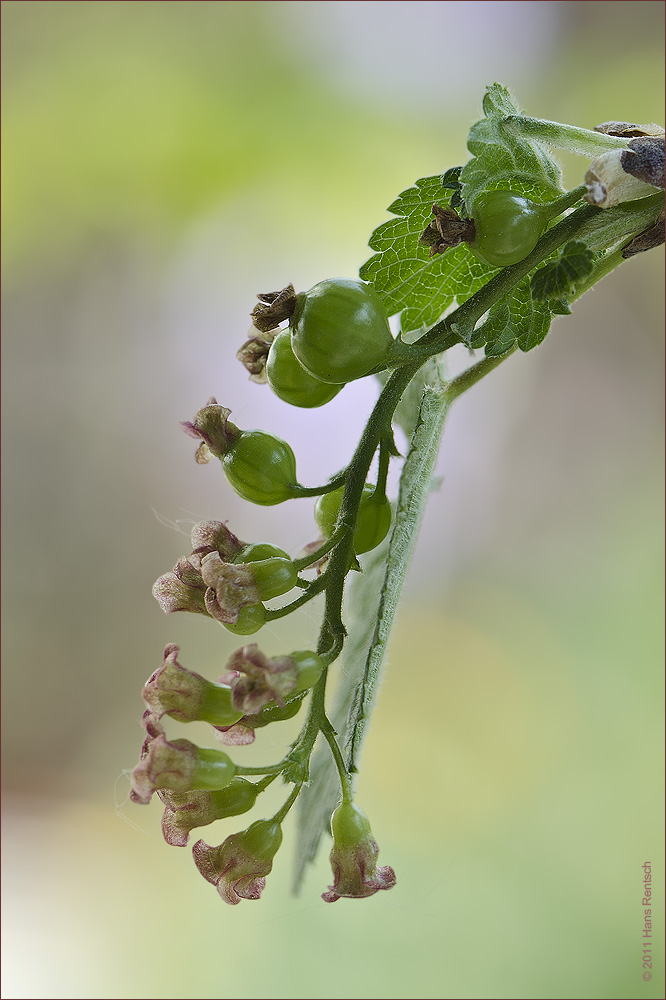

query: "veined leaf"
(531, 241), (595, 301)
(359, 175), (488, 336)
(461, 83), (564, 210)
(475, 277), (552, 356)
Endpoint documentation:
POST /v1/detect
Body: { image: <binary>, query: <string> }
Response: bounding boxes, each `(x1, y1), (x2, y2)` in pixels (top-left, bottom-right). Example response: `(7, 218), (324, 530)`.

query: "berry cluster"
(130, 279), (398, 904)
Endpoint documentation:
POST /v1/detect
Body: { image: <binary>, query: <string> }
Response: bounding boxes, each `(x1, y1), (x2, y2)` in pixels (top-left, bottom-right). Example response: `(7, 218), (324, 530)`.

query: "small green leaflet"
(531, 241), (595, 301)
(360, 84), (567, 341)
(461, 84), (564, 210)
(359, 175), (489, 336)
(472, 277), (552, 356)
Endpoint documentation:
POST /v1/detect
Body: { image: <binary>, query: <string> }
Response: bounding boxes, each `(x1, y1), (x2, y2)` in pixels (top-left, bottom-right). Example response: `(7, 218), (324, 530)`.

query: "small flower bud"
(322, 801), (396, 903)
(130, 730), (236, 805)
(237, 330), (275, 383)
(142, 644), (243, 727)
(193, 819), (283, 904)
(158, 778), (259, 846)
(250, 284), (297, 333)
(418, 203), (475, 256)
(180, 398), (240, 461)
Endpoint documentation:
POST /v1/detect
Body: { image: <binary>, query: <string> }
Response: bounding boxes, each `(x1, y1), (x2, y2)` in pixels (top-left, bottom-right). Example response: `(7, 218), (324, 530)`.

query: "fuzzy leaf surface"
(460, 83), (564, 211)
(474, 276), (553, 356)
(359, 175), (488, 336)
(531, 241), (596, 301)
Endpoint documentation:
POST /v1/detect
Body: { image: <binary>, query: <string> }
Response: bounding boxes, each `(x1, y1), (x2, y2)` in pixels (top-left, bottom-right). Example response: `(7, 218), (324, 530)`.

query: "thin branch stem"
(272, 782), (303, 824)
(320, 716), (353, 802)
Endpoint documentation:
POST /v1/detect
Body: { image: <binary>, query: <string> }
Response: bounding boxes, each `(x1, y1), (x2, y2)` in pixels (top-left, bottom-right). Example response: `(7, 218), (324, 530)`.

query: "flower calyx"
(141, 644), (242, 727)
(130, 723), (236, 804)
(180, 398), (241, 463)
(221, 644), (322, 715)
(193, 819), (283, 904)
(419, 203), (475, 256)
(322, 801), (396, 903)
(250, 284), (297, 333)
(158, 779), (259, 846)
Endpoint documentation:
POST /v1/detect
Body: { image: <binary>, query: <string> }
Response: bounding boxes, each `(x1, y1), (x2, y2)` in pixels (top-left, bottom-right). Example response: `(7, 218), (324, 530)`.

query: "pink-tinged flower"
(222, 644), (299, 714)
(200, 553), (261, 624)
(141, 644), (242, 727)
(130, 729), (236, 805)
(192, 819), (283, 905)
(157, 778), (259, 847)
(180, 398), (240, 462)
(152, 557), (208, 615)
(322, 801), (396, 903)
(189, 520), (244, 567)
(152, 521), (246, 618)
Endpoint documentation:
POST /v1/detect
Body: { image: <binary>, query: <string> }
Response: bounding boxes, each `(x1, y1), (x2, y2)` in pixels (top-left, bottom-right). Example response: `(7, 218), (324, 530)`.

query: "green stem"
(544, 183), (587, 215)
(444, 347), (518, 402)
(292, 526), (346, 571)
(272, 782), (303, 824)
(320, 716), (353, 802)
(236, 763), (285, 776)
(501, 116), (630, 156)
(373, 436), (391, 499)
(264, 574), (328, 621)
(292, 471), (346, 498)
(318, 363), (422, 653)
(254, 773), (279, 793)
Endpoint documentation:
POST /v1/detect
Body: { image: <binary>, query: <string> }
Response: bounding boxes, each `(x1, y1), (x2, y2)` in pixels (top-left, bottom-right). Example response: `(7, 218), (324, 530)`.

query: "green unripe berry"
(223, 603), (266, 635)
(235, 542), (290, 562)
(291, 278), (394, 384)
(266, 329), (343, 407)
(222, 430), (299, 505)
(234, 543), (298, 601)
(315, 483), (392, 555)
(468, 190), (563, 268)
(289, 651), (325, 694)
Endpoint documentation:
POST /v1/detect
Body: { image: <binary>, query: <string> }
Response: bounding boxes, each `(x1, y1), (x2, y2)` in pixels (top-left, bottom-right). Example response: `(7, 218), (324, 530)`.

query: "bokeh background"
(2, 2), (664, 998)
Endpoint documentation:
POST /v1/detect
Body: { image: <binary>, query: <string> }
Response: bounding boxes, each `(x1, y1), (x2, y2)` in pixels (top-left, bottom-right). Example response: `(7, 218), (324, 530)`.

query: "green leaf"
(530, 241), (595, 301)
(461, 83), (564, 211)
(293, 359), (449, 893)
(477, 277), (553, 356)
(359, 175), (489, 336)
(360, 85), (567, 340)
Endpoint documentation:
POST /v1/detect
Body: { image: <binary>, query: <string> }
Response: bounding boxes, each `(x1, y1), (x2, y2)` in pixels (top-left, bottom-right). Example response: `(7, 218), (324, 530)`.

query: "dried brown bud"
(595, 122), (665, 139)
(250, 283), (297, 333)
(236, 332), (275, 383)
(418, 204), (475, 256)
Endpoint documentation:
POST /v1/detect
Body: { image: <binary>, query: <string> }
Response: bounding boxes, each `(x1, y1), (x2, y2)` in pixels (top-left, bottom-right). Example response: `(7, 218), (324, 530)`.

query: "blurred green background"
(2, 2), (663, 998)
